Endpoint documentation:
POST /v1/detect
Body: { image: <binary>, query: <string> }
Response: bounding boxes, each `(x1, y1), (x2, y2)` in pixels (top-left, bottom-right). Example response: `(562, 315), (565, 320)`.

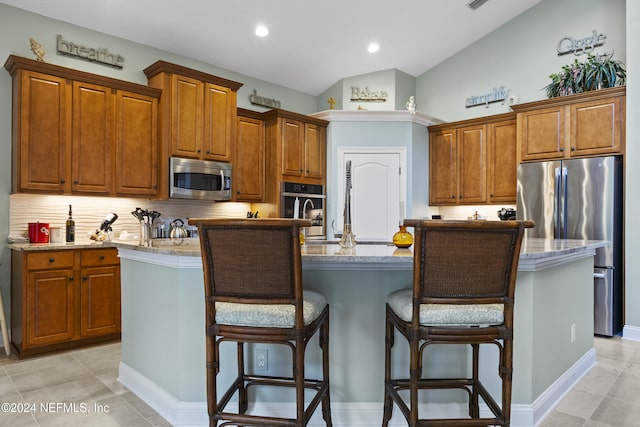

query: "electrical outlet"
(255, 349), (268, 371)
(570, 323), (576, 343)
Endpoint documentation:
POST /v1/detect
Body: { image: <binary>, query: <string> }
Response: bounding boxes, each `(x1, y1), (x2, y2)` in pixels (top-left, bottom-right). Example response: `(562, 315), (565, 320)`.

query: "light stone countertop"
(8, 239), (110, 251)
(99, 237), (609, 272)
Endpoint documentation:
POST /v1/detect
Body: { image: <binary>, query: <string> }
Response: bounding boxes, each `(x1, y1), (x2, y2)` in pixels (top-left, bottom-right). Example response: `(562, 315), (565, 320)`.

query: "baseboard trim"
(119, 349), (596, 427)
(622, 325), (640, 341)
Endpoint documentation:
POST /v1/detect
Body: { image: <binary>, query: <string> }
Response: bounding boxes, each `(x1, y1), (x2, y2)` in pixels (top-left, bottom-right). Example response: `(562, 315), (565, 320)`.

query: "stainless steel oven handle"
(594, 272), (606, 279)
(281, 192), (326, 199)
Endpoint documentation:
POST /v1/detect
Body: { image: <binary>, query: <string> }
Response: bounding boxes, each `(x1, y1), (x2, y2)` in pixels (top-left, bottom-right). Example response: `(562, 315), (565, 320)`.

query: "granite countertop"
(8, 239), (109, 251)
(103, 237), (609, 272)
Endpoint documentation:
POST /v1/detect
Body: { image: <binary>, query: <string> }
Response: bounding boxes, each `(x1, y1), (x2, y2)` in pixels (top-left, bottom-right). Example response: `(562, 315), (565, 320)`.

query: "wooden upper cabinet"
(570, 96), (623, 156)
(518, 106), (565, 161)
(513, 86), (625, 162)
(457, 125), (486, 204)
(15, 70), (69, 193)
(204, 82), (235, 160)
(429, 129), (457, 205)
(304, 123), (325, 180)
(487, 119), (517, 203)
(429, 113), (516, 206)
(4, 55), (161, 197)
(114, 90), (158, 196)
(72, 81), (114, 194)
(263, 109), (328, 185)
(171, 74), (203, 158)
(235, 109), (265, 202)
(281, 119), (305, 176)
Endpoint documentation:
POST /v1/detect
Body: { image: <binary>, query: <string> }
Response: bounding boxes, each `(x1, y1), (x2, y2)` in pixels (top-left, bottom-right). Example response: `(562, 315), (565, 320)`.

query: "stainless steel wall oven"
(280, 182), (325, 240)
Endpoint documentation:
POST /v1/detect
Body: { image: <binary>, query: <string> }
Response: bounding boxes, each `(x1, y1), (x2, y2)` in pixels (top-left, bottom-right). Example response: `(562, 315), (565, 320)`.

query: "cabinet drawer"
(26, 251), (75, 270)
(81, 248), (119, 267)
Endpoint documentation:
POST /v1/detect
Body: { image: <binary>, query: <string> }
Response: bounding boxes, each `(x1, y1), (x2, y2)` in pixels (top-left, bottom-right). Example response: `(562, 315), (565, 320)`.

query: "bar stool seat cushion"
(387, 289), (504, 326)
(216, 290), (328, 328)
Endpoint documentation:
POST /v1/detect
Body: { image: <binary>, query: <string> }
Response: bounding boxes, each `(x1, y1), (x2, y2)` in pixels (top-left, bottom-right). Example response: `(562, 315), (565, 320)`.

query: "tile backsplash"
(437, 204), (517, 221)
(9, 194), (251, 241)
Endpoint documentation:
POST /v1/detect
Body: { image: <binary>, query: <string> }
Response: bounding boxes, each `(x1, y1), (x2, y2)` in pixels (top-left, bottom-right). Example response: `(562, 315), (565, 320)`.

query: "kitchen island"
(108, 237), (606, 427)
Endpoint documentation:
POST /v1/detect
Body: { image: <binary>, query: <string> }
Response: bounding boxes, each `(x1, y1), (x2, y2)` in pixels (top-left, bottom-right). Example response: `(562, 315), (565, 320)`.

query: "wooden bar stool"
(382, 219), (533, 427)
(189, 218), (332, 427)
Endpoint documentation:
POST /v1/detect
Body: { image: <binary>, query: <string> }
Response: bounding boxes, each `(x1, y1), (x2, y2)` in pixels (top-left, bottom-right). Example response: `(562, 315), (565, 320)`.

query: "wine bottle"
(65, 204), (75, 243)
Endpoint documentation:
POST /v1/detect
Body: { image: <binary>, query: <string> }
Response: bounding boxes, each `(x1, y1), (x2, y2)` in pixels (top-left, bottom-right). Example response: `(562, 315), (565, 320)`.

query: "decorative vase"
(393, 225), (413, 248)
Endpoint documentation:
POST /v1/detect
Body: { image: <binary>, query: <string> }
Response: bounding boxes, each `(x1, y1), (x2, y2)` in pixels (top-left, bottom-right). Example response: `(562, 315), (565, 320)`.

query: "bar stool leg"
(382, 312), (394, 427)
(237, 342), (248, 414)
(0, 291), (9, 356)
(470, 343), (480, 418)
(320, 313), (333, 427)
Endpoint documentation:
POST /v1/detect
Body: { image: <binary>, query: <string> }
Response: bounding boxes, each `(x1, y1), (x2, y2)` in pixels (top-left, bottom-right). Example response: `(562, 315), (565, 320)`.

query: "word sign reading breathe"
(56, 35), (125, 69)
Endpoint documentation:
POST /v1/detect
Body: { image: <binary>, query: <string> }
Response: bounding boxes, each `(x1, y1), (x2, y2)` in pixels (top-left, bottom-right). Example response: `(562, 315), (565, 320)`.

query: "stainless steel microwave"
(169, 157), (232, 201)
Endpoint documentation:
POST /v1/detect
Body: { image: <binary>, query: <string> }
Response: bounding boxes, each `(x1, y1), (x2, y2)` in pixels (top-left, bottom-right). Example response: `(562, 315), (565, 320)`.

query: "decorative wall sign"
(557, 29), (606, 56)
(465, 86), (509, 108)
(249, 89), (281, 109)
(56, 35), (124, 68)
(350, 86), (388, 102)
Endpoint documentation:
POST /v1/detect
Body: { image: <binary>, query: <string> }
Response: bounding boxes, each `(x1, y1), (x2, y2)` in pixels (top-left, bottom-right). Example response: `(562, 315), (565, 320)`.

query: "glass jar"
(392, 225), (413, 248)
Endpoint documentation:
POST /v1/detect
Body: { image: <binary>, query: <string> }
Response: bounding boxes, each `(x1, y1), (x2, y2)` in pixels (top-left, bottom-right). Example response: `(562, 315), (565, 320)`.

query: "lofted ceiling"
(1, 0), (542, 95)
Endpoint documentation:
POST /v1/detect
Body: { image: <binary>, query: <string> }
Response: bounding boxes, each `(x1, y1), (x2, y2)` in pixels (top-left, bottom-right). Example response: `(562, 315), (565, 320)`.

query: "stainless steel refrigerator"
(516, 156), (623, 336)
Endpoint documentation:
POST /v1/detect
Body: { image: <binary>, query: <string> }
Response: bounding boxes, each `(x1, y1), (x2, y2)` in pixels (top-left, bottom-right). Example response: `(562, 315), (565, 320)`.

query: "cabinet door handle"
(206, 150), (211, 154)
(451, 195), (455, 199)
(73, 179), (79, 184)
(571, 146), (576, 151)
(559, 147), (564, 152)
(60, 179), (65, 184)
(197, 149), (201, 153)
(49, 258), (55, 263)
(99, 255), (105, 260)
(490, 193), (494, 197)
(69, 276), (74, 281)
(82, 276), (88, 281)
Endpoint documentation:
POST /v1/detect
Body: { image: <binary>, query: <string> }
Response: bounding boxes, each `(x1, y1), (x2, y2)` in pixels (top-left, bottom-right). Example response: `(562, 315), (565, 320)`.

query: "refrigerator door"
(563, 156), (621, 266)
(516, 160), (562, 238)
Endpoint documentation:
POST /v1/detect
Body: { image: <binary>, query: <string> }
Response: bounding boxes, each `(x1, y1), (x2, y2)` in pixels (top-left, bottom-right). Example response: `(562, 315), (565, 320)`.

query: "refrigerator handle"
(560, 167), (568, 239)
(554, 167), (562, 238)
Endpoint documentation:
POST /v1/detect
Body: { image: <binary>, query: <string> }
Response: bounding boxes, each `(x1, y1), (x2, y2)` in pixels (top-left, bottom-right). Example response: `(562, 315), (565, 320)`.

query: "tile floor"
(0, 336), (638, 426)
(0, 342), (169, 426)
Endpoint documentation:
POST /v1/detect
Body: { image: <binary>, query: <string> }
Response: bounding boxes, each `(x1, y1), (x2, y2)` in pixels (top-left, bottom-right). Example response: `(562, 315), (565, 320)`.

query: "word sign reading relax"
(56, 35), (125, 69)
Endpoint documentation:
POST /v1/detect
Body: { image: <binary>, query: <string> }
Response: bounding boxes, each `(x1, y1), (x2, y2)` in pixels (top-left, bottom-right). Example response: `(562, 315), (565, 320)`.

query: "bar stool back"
(189, 218), (332, 427)
(383, 219), (533, 427)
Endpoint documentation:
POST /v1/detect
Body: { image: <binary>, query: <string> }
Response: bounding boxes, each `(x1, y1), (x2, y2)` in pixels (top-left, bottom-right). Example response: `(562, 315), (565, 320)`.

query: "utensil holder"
(140, 221), (152, 247)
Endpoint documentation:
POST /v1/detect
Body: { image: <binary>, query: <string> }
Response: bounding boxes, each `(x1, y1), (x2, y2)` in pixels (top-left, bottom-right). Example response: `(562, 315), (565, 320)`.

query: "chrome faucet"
(302, 199), (315, 218)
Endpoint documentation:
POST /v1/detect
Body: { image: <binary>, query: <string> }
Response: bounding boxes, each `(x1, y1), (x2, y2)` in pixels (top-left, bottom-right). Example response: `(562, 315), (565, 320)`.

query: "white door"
(337, 150), (404, 241)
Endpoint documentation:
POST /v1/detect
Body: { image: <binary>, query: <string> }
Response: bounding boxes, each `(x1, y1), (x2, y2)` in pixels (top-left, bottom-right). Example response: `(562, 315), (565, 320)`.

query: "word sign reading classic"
(557, 29), (606, 56)
(56, 35), (125, 69)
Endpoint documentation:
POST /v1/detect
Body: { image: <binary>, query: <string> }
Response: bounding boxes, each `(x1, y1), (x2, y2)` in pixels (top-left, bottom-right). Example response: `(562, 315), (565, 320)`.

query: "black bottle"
(65, 204), (75, 243)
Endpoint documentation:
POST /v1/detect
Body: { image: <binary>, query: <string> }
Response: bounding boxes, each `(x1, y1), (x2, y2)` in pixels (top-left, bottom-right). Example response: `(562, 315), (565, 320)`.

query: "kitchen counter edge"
(103, 238), (609, 272)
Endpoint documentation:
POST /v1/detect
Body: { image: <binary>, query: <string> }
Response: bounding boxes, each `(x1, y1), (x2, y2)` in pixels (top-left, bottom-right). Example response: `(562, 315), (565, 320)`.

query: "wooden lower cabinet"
(11, 247), (121, 357)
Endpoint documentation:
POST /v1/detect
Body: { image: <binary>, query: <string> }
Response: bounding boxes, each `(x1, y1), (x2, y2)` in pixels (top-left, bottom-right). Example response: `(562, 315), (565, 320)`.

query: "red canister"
(28, 222), (50, 243)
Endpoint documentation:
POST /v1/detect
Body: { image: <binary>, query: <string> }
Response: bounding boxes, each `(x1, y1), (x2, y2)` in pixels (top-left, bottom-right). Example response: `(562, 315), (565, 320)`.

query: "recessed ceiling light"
(368, 42), (380, 54)
(255, 25), (269, 37)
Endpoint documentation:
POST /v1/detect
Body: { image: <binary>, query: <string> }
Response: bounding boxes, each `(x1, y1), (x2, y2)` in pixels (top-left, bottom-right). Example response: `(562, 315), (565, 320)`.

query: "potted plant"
(544, 52), (626, 98)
